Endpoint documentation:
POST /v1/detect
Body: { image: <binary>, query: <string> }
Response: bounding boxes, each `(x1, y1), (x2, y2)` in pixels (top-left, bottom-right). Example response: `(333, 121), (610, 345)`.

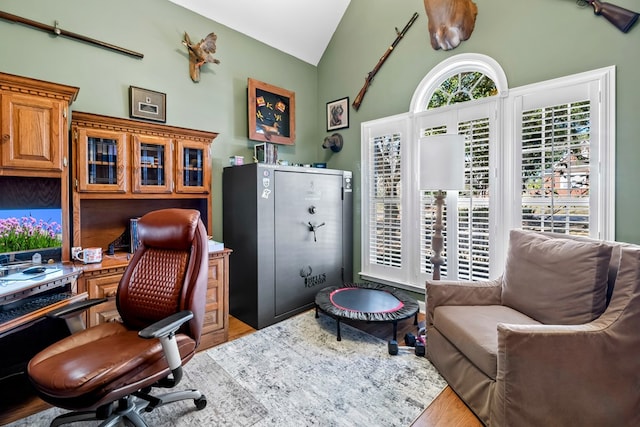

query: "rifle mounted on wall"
(352, 12), (419, 111)
(0, 10), (144, 58)
(579, 0), (639, 33)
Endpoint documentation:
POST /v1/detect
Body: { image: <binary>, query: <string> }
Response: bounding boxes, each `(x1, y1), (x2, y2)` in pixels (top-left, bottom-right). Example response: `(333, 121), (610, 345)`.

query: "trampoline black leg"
(414, 313), (418, 325)
(392, 321), (398, 341)
(336, 319), (342, 341)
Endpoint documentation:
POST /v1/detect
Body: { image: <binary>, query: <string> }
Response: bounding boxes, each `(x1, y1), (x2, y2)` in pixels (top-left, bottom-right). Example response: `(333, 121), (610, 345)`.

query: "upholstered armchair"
(28, 208), (209, 427)
(426, 229), (640, 426)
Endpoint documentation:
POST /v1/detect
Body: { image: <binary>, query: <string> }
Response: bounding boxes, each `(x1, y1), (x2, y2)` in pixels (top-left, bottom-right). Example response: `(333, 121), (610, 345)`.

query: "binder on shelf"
(129, 217), (141, 253)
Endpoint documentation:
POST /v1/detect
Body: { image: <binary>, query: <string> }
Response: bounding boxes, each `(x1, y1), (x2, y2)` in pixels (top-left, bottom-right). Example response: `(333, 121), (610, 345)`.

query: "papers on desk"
(1, 267), (61, 282)
(0, 267), (63, 298)
(208, 239), (224, 253)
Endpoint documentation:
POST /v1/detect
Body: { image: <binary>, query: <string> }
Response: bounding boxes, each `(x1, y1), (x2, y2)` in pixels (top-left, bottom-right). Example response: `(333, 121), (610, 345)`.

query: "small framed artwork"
(248, 78), (295, 145)
(129, 86), (166, 123)
(326, 97), (349, 131)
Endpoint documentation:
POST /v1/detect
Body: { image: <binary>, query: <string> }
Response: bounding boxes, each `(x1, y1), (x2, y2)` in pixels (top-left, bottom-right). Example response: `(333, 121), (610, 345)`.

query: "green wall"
(317, 0), (640, 278)
(0, 0), (319, 240)
(2, 0), (639, 281)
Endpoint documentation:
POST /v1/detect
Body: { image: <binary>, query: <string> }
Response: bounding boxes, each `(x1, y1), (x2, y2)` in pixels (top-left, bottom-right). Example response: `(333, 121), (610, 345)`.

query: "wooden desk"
(0, 264), (85, 335)
(0, 249), (230, 424)
(0, 264), (85, 424)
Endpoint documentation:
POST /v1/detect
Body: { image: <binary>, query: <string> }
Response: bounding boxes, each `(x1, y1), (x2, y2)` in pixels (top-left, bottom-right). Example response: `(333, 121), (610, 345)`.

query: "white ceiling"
(168, 0), (351, 66)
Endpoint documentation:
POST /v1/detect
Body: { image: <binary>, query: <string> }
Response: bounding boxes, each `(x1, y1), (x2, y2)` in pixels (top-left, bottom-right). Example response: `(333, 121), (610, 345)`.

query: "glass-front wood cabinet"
(132, 135), (173, 193)
(75, 127), (127, 192)
(175, 139), (210, 193)
(70, 111), (218, 250)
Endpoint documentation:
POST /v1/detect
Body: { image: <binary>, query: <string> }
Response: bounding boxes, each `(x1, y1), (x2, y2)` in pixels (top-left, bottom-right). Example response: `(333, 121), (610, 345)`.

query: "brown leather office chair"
(28, 208), (209, 427)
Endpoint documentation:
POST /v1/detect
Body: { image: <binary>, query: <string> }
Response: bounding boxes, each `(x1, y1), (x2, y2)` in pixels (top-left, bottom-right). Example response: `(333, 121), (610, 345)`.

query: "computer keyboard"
(0, 291), (72, 323)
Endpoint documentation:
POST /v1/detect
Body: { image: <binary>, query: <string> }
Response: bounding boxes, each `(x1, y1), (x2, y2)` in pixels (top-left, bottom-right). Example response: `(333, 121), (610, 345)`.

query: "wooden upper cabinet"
(70, 112), (218, 249)
(0, 93), (63, 171)
(175, 138), (211, 194)
(132, 134), (173, 194)
(74, 127), (128, 193)
(0, 73), (78, 176)
(71, 112), (217, 197)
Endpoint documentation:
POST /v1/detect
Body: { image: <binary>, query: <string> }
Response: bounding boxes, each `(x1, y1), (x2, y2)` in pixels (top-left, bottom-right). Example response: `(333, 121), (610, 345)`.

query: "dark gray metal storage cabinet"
(223, 163), (353, 329)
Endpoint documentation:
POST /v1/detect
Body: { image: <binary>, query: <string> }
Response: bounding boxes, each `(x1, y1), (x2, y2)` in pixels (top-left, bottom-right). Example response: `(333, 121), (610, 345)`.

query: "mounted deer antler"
(423, 0), (478, 50)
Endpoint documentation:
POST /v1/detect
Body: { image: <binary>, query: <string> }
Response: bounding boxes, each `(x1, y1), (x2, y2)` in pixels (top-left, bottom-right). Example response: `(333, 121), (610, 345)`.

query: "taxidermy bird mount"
(182, 31), (220, 82)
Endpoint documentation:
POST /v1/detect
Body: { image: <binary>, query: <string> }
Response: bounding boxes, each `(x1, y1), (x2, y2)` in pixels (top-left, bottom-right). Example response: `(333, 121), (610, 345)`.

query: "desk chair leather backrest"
(116, 209), (208, 346)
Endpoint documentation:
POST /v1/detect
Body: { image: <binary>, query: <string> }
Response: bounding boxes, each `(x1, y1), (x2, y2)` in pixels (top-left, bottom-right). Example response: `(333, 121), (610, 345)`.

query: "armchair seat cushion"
(434, 305), (540, 379)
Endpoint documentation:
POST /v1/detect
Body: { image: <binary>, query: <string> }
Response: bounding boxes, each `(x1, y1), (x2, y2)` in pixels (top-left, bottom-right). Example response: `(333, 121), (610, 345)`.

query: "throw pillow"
(502, 229), (613, 324)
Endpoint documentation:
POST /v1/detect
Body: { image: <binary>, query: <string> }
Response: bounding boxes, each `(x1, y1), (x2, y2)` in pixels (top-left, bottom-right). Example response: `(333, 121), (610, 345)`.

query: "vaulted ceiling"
(167, 0), (351, 66)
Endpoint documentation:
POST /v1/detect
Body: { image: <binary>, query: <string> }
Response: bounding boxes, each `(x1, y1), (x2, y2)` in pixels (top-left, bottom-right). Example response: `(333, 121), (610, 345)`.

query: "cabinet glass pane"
(88, 137), (118, 184)
(183, 147), (203, 187)
(140, 143), (165, 186)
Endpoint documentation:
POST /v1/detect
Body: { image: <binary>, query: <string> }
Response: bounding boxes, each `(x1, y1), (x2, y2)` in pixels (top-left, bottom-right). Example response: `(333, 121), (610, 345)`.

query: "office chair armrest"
(47, 298), (109, 319)
(46, 298), (109, 333)
(139, 310), (194, 382)
(138, 310), (194, 340)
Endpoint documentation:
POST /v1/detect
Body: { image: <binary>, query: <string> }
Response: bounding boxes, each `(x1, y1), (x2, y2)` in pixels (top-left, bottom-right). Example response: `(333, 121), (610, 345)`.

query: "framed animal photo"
(326, 97), (349, 131)
(248, 78), (295, 145)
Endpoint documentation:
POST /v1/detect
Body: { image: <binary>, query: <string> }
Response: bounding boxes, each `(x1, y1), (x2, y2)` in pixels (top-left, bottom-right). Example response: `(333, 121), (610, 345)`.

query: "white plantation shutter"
(418, 126), (448, 278)
(415, 101), (496, 282)
(458, 117), (491, 280)
(361, 114), (413, 284)
(511, 69), (612, 241)
(369, 132), (403, 268)
(520, 101), (591, 235)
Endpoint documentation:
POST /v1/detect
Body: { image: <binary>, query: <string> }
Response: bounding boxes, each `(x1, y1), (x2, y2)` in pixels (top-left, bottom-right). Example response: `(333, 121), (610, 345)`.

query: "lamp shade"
(419, 134), (465, 190)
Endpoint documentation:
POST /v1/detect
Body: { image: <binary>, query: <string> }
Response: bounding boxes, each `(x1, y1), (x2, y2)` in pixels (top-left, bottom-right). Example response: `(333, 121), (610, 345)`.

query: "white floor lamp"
(419, 134), (466, 280)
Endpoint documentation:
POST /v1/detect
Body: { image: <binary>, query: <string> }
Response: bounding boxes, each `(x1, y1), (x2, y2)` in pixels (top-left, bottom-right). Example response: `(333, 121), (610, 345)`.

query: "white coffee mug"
(71, 246), (83, 260)
(74, 247), (102, 264)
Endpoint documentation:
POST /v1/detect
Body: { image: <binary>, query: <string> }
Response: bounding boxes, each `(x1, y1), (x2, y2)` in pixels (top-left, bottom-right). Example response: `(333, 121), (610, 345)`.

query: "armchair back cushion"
(502, 229), (613, 324)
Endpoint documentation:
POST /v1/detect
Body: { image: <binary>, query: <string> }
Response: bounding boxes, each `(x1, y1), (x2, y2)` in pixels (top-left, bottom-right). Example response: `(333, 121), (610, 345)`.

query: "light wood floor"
(1, 314), (482, 427)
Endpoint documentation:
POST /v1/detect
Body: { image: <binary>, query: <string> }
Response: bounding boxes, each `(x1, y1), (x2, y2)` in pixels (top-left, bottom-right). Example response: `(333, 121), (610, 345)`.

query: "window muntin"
(428, 71), (498, 109)
(458, 117), (491, 281)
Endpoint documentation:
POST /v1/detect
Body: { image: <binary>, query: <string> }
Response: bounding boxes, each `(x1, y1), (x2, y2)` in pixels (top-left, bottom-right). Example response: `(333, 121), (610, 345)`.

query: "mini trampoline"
(315, 282), (419, 341)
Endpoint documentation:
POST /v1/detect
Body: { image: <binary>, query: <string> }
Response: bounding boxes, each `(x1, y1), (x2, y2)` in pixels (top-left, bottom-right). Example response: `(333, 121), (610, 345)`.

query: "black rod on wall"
(0, 10), (144, 59)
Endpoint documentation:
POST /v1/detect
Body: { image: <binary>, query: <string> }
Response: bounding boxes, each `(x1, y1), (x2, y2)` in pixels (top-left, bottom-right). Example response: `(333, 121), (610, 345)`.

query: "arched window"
(360, 54), (614, 291)
(410, 53), (508, 112)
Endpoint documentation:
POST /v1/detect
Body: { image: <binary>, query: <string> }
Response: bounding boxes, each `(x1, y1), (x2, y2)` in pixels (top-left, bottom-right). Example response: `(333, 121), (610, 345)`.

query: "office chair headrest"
(138, 209), (201, 251)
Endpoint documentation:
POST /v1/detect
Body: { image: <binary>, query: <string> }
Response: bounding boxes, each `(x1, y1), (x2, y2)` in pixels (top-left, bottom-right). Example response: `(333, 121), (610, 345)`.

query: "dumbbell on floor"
(404, 332), (416, 347)
(388, 339), (425, 356)
(404, 332), (426, 347)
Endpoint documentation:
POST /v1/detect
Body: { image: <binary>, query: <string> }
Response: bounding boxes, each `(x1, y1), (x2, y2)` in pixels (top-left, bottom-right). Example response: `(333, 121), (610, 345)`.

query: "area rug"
(8, 310), (446, 427)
